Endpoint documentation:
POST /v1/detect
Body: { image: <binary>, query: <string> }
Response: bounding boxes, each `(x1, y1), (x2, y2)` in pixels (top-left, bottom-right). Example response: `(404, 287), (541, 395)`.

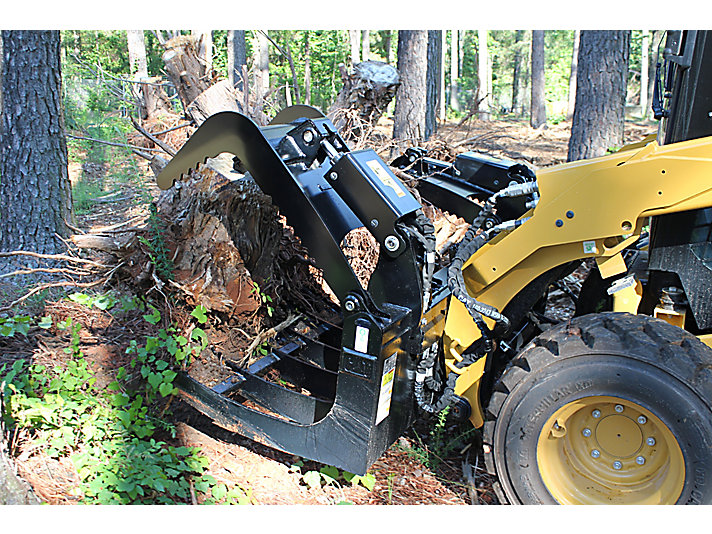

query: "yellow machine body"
(444, 135), (712, 427)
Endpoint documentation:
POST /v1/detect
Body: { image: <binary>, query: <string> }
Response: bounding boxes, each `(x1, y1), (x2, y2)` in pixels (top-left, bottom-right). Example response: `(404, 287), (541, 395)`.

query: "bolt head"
(615, 404), (624, 413)
(646, 437), (656, 446)
(555, 219), (564, 227)
(592, 409), (601, 418)
(370, 219), (379, 228)
(613, 461), (622, 470)
(344, 299), (356, 312)
(329, 171), (338, 180)
(302, 129), (314, 144)
(591, 449), (601, 458)
(636, 456), (646, 465)
(384, 235), (399, 252)
(637, 415), (647, 424)
(582, 428), (592, 437)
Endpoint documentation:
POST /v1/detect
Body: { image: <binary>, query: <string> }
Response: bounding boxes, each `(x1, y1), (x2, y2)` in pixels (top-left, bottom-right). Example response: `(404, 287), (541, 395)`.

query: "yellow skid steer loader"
(156, 30), (712, 504)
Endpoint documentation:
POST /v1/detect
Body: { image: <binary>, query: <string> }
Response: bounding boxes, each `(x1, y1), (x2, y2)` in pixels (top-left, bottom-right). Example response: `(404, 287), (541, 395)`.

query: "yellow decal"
(367, 159), (406, 198)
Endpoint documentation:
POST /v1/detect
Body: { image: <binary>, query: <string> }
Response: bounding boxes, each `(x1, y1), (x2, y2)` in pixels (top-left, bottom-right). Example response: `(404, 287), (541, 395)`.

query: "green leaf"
(212, 483), (227, 501)
(147, 373), (163, 390)
(143, 306), (161, 325)
(38, 316), (53, 329)
(158, 382), (174, 397)
(190, 305), (208, 324)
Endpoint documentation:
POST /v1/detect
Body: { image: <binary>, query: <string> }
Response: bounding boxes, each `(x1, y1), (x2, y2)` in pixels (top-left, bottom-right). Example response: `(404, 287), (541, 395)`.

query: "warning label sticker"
(366, 159), (406, 198)
(376, 354), (398, 425)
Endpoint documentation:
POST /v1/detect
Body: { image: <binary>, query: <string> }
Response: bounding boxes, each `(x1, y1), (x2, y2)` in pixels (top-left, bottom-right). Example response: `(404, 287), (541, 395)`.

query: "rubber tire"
(483, 312), (712, 504)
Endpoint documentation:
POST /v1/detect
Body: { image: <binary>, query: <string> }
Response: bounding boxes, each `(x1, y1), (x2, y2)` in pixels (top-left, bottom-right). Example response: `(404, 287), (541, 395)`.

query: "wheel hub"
(536, 396), (685, 504)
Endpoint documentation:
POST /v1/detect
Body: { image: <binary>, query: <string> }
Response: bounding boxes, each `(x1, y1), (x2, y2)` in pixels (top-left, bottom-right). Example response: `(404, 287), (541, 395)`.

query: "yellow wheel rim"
(536, 396), (685, 504)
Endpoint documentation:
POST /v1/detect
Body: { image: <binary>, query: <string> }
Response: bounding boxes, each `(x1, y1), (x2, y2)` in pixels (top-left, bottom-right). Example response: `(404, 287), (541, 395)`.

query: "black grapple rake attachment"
(157, 106), (430, 474)
(157, 105), (536, 474)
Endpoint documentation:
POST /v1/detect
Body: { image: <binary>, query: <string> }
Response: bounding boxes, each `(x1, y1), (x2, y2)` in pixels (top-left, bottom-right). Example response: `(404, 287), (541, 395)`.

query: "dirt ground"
(2, 115), (655, 505)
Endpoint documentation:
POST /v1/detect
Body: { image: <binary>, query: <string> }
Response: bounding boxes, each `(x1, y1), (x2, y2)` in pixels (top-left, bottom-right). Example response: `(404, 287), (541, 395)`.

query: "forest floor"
(0, 114), (656, 506)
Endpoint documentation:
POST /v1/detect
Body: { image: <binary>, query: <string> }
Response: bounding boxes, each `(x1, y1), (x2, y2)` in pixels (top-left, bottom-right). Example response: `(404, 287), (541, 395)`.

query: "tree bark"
(647, 30), (663, 120)
(349, 30), (360, 67)
(567, 30), (631, 161)
(567, 30), (580, 120)
(477, 30), (491, 121)
(362, 30), (370, 61)
(227, 30), (247, 91)
(450, 30), (460, 112)
(0, 30), (73, 272)
(393, 30), (428, 145)
(425, 30), (442, 139)
(530, 30), (546, 129)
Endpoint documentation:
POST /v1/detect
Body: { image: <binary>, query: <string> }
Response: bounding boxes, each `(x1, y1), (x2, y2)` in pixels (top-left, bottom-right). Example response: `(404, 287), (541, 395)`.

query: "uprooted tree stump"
(328, 60), (399, 142)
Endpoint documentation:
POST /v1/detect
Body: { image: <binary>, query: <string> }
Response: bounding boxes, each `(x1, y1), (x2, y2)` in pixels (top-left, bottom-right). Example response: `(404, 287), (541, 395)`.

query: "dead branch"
(0, 251), (108, 269)
(242, 313), (302, 366)
(129, 116), (177, 156)
(0, 277), (110, 314)
(65, 133), (165, 153)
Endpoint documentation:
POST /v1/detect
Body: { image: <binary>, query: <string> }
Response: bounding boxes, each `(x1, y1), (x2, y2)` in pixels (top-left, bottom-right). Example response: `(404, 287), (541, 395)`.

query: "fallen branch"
(65, 133), (165, 153)
(242, 313), (302, 366)
(0, 251), (107, 269)
(129, 116), (177, 156)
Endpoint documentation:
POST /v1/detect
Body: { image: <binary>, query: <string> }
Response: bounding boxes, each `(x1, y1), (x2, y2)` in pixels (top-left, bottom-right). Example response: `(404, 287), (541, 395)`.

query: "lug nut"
(637, 415), (647, 424)
(615, 404), (624, 413)
(582, 428), (592, 437)
(591, 449), (601, 458)
(636, 456), (646, 465)
(613, 461), (622, 470)
(592, 409), (601, 418)
(646, 437), (656, 446)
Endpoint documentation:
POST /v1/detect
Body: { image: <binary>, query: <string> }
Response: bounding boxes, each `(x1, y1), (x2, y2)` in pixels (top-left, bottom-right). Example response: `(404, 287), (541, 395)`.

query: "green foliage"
(290, 460), (376, 492)
(0, 307), (237, 505)
(138, 203), (174, 281)
(250, 281), (274, 318)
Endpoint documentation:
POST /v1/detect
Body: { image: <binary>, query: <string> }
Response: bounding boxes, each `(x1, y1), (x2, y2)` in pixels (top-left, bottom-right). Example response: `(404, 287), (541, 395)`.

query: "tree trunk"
(327, 61), (399, 140)
(450, 30), (460, 112)
(254, 30), (270, 116)
(192, 30), (213, 75)
(567, 30), (580, 120)
(640, 30), (649, 118)
(384, 30), (392, 64)
(477, 30), (491, 121)
(567, 30), (631, 161)
(127, 30), (148, 80)
(162, 35), (211, 111)
(511, 30), (525, 115)
(647, 30), (662, 120)
(227, 30), (247, 91)
(304, 32), (311, 106)
(530, 30), (546, 129)
(425, 30), (442, 139)
(362, 30), (370, 61)
(349, 30), (360, 67)
(439, 30), (446, 121)
(0, 30), (73, 273)
(393, 30), (428, 146)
